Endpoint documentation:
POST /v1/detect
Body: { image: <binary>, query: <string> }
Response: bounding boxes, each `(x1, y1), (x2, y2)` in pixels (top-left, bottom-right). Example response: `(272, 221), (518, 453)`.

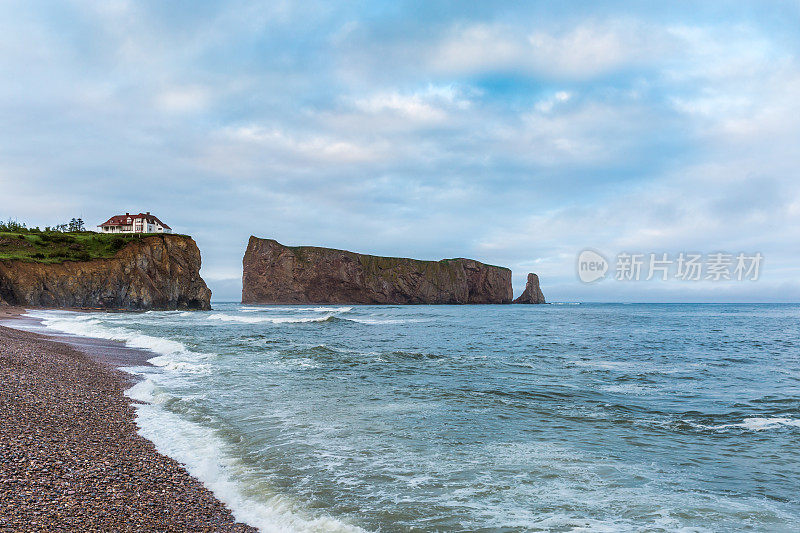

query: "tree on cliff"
(68, 218), (85, 232)
(0, 219), (27, 232)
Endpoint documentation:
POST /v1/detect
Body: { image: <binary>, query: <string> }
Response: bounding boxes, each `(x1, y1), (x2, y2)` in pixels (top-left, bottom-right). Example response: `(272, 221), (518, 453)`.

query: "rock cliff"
(0, 235), (211, 310)
(242, 237), (513, 304)
(513, 273), (546, 304)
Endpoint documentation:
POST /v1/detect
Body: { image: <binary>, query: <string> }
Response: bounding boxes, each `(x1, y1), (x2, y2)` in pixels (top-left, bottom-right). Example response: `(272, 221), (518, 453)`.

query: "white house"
(98, 212), (172, 234)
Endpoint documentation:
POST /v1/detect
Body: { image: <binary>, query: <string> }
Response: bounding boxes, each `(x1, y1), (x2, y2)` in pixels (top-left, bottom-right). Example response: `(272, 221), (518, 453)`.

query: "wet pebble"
(0, 324), (256, 531)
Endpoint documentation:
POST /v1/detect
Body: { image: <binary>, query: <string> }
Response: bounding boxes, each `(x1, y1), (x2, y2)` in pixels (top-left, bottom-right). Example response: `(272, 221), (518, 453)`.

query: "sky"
(1, 0), (799, 302)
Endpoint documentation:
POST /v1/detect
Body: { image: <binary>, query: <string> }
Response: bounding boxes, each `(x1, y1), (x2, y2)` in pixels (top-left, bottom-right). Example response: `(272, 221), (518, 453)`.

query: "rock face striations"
(242, 237), (513, 305)
(513, 273), (546, 304)
(0, 235), (211, 310)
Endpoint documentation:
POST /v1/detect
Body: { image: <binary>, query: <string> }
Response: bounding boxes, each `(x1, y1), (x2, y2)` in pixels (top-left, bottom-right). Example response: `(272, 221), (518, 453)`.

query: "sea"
(21, 303), (800, 532)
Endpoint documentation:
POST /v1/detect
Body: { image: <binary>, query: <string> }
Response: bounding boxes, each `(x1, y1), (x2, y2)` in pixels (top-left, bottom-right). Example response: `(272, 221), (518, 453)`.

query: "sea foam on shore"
(0, 323), (254, 531)
(23, 308), (364, 533)
(20, 303), (800, 532)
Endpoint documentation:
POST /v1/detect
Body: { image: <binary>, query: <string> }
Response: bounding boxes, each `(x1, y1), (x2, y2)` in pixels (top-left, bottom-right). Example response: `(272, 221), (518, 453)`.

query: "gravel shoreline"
(0, 321), (257, 531)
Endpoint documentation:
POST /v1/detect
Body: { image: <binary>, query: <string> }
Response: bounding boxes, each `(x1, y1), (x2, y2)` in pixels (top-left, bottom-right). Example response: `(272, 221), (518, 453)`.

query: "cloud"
(349, 84), (472, 122)
(220, 125), (388, 164)
(156, 86), (211, 113)
(428, 20), (669, 79)
(1, 1), (800, 302)
(534, 91), (572, 113)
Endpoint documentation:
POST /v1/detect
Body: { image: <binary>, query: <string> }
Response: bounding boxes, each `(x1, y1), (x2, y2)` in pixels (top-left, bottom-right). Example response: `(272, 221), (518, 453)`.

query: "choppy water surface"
(28, 304), (800, 532)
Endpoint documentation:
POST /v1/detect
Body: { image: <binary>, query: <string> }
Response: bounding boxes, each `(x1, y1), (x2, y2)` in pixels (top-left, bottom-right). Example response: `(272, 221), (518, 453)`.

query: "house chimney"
(146, 211), (150, 215)
(126, 212), (129, 216)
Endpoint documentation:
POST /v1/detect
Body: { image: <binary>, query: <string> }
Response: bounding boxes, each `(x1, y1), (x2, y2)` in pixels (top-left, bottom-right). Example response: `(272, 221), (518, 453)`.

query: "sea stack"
(513, 273), (546, 304)
(241, 237), (513, 304)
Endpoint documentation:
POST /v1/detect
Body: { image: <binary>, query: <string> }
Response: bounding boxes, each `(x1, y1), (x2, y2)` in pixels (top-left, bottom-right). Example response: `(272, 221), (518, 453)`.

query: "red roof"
(99, 213), (171, 230)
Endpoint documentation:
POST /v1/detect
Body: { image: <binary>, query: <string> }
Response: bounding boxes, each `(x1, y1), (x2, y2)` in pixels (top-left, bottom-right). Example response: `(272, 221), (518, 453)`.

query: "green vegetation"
(0, 217), (85, 233)
(0, 217), (189, 263)
(279, 240), (511, 272)
(0, 231), (154, 263)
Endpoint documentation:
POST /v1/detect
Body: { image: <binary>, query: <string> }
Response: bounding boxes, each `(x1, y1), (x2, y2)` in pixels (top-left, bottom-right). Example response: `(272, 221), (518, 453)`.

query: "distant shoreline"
(0, 311), (255, 531)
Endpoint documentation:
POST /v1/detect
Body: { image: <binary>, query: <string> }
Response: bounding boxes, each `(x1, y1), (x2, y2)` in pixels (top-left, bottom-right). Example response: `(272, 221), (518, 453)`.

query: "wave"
(27, 310), (364, 531)
(25, 310), (211, 374)
(340, 317), (428, 325)
(241, 306), (353, 313)
(220, 307), (424, 326)
(383, 350), (445, 361)
(208, 313), (339, 324)
(706, 417), (800, 431)
(125, 379), (365, 532)
(290, 307), (353, 313)
(601, 384), (652, 395)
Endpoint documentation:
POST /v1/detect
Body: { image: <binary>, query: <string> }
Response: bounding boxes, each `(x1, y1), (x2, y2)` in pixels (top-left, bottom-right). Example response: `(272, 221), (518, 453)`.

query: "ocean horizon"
(20, 302), (800, 532)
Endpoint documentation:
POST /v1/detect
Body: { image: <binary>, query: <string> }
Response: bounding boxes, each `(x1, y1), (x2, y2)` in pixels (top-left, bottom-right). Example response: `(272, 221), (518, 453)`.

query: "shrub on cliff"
(40, 233), (76, 244)
(108, 237), (127, 252)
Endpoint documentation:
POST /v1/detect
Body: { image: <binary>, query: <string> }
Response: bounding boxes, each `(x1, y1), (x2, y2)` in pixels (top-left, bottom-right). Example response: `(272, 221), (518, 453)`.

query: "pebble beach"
(0, 318), (255, 531)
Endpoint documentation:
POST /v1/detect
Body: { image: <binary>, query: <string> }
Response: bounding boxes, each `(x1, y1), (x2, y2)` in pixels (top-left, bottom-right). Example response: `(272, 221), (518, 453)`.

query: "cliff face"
(0, 235), (211, 310)
(513, 273), (546, 304)
(242, 237), (513, 304)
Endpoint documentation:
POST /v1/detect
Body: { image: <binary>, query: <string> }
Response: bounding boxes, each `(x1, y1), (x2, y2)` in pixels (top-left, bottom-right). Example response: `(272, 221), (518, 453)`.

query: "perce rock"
(242, 237), (513, 304)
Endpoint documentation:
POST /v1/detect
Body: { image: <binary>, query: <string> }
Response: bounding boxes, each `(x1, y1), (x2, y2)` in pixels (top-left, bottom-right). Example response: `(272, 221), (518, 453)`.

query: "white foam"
(601, 384), (650, 395)
(25, 310), (212, 374)
(267, 357), (321, 369)
(290, 307), (353, 313)
(343, 317), (426, 325)
(147, 356), (211, 374)
(26, 310), (364, 532)
(125, 377), (173, 405)
(570, 360), (636, 371)
(208, 313), (337, 324)
(524, 513), (711, 533)
(241, 306), (353, 314)
(126, 386), (366, 533)
(708, 417), (800, 431)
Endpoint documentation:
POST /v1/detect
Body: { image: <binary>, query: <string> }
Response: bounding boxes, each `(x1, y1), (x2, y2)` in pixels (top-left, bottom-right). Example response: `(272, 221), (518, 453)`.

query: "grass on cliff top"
(280, 241), (509, 271)
(0, 231), (164, 263)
